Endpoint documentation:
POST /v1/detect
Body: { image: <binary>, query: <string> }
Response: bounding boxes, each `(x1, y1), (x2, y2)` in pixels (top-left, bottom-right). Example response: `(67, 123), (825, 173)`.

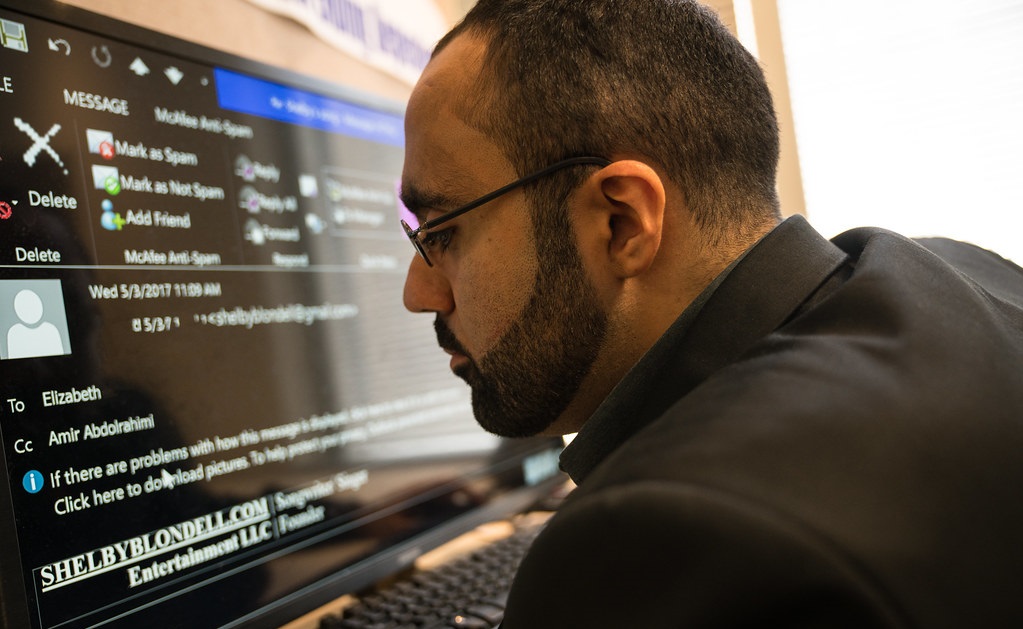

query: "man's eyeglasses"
(401, 156), (611, 266)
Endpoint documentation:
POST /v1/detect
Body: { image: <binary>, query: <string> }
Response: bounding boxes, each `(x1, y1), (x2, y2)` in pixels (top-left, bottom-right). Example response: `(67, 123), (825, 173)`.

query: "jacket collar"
(560, 215), (849, 483)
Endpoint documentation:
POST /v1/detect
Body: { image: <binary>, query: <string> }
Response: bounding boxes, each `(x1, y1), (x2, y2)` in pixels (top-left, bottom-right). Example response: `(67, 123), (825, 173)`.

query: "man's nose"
(403, 255), (454, 315)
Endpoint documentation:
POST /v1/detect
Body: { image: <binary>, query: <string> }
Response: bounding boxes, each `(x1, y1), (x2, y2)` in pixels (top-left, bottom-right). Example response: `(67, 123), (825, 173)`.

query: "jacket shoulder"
(504, 482), (907, 628)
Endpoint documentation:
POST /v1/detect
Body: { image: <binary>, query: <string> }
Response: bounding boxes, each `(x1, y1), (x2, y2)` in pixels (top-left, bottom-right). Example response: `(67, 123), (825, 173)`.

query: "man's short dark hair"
(435, 0), (782, 243)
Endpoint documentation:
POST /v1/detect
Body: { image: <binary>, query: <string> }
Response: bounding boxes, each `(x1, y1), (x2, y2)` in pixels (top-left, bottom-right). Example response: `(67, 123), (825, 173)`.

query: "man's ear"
(576, 160), (667, 278)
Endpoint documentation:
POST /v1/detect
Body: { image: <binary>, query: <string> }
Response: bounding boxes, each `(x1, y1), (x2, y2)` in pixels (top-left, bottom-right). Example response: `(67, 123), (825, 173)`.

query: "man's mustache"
(434, 317), (471, 357)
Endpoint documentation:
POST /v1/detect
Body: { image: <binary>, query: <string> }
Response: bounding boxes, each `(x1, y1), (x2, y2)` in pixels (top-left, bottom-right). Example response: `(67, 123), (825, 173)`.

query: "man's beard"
(435, 215), (608, 438)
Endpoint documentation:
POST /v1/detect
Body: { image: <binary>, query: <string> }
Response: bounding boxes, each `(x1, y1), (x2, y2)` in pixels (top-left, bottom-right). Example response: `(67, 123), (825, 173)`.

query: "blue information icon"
(22, 470), (44, 494)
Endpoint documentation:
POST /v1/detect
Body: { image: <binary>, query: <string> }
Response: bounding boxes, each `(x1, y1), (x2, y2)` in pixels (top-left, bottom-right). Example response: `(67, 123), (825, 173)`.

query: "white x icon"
(13, 117), (68, 174)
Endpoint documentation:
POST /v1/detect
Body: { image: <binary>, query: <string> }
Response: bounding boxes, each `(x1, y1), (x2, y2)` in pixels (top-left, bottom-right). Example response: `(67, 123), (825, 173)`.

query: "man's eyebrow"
(399, 183), (461, 219)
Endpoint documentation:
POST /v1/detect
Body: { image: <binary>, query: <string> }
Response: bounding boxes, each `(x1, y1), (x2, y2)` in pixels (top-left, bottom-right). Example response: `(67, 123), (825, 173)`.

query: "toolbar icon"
(235, 155), (256, 182)
(91, 45), (112, 68)
(91, 164), (120, 196)
(99, 199), (125, 231)
(244, 219), (265, 246)
(86, 129), (116, 160)
(47, 38), (70, 56)
(164, 66), (184, 85)
(129, 57), (150, 76)
(239, 186), (261, 214)
(47, 38), (70, 55)
(14, 118), (68, 175)
(299, 174), (319, 198)
(1, 19), (28, 53)
(305, 213), (325, 235)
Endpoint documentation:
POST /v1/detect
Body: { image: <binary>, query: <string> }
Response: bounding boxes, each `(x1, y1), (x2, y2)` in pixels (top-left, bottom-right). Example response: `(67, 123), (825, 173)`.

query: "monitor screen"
(0, 3), (564, 628)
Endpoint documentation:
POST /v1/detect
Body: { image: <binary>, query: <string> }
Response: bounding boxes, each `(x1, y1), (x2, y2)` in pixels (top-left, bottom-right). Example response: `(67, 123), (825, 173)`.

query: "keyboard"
(318, 522), (543, 629)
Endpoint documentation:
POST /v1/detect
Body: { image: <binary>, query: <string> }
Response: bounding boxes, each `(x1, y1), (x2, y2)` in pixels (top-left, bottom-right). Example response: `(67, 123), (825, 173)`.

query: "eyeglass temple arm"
(416, 156), (611, 233)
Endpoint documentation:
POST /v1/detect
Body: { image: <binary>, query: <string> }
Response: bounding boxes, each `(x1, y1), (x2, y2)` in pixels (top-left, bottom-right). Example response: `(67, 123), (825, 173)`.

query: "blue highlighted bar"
(214, 68), (404, 146)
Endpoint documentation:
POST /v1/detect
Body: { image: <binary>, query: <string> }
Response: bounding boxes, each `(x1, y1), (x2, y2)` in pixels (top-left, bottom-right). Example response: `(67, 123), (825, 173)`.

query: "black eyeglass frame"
(401, 155), (612, 266)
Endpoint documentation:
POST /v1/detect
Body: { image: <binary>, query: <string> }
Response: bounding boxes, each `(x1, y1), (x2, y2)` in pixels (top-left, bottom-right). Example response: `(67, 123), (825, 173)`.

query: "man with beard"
(399, 1), (1023, 627)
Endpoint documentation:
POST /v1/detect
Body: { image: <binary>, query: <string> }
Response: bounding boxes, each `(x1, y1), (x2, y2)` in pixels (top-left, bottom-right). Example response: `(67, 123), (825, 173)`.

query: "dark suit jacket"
(502, 216), (1023, 628)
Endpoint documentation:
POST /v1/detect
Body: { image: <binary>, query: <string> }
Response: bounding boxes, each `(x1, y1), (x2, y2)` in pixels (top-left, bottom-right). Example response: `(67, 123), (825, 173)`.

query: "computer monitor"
(0, 2), (565, 627)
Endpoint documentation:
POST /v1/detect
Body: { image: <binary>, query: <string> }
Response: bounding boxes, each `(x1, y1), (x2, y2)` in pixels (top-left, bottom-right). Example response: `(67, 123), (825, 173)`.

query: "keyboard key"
(464, 603), (505, 625)
(479, 590), (511, 609)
